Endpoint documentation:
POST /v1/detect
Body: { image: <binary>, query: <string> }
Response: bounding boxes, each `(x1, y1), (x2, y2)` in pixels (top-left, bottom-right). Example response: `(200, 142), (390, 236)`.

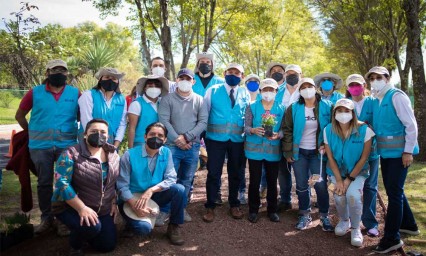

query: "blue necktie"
(230, 88), (235, 108)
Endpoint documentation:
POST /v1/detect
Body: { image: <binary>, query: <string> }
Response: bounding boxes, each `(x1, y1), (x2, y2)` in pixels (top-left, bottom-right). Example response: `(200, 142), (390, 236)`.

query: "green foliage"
(81, 39), (119, 73)
(0, 92), (15, 108)
(1, 212), (31, 233)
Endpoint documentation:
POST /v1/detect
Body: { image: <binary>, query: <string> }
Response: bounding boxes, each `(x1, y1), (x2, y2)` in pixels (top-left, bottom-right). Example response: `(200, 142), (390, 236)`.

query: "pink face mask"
(348, 85), (364, 96)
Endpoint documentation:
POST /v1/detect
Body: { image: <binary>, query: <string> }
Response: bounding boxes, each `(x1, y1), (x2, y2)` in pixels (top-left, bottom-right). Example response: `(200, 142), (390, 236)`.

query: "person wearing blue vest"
(192, 52), (224, 97)
(344, 74), (380, 238)
(365, 67), (420, 254)
(202, 63), (250, 222)
(314, 72), (344, 104)
(282, 78), (334, 232)
(117, 122), (186, 246)
(15, 59), (79, 234)
(128, 75), (169, 148)
(244, 78), (284, 223)
(78, 67), (127, 149)
(324, 99), (375, 247)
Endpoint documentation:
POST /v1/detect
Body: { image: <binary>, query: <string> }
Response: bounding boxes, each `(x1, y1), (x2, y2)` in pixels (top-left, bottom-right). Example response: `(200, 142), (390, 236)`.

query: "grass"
(0, 97), (21, 125)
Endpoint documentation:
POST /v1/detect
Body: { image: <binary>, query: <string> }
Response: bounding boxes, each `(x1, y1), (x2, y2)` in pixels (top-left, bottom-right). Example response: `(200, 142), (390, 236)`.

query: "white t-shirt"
(128, 95), (158, 116)
(353, 97), (366, 117)
(323, 126), (375, 144)
(299, 107), (317, 150)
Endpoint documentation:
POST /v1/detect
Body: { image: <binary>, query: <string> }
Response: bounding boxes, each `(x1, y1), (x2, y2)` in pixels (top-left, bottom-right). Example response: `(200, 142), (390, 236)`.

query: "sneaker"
(335, 219), (350, 236)
(351, 228), (363, 247)
(166, 224), (184, 246)
(320, 216), (334, 232)
(239, 193), (247, 205)
(367, 227), (380, 237)
(183, 209), (192, 222)
(277, 202), (292, 212)
(155, 212), (170, 227)
(295, 215), (312, 230)
(34, 218), (53, 234)
(56, 220), (70, 237)
(259, 187), (267, 199)
(400, 224), (420, 236)
(373, 238), (404, 254)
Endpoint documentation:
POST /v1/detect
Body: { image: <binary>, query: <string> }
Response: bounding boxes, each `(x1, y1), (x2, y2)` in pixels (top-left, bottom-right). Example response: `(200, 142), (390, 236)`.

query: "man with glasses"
(365, 66), (420, 254)
(15, 59), (80, 235)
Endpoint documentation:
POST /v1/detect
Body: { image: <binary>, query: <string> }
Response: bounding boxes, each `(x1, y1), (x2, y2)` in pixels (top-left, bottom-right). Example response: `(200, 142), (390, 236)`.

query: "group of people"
(14, 53), (420, 255)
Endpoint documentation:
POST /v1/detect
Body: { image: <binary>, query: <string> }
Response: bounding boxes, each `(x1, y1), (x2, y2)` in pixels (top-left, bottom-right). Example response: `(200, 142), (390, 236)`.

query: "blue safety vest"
(91, 89), (125, 143)
(322, 91), (344, 104)
(373, 88), (419, 158)
(28, 85), (78, 149)
(134, 97), (158, 144)
(274, 81), (287, 104)
(193, 74), (224, 97)
(128, 146), (169, 194)
(325, 123), (369, 177)
(291, 99), (332, 160)
(244, 100), (285, 161)
(206, 84), (250, 143)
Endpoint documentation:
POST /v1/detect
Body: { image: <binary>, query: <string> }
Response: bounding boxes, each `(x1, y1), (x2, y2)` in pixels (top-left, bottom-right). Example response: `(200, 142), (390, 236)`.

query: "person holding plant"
(244, 78), (284, 223)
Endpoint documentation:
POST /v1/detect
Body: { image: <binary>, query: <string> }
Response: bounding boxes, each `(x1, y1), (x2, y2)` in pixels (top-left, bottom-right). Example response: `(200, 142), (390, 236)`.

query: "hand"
(179, 142), (192, 150)
(318, 145), (325, 155)
(110, 203), (119, 223)
(285, 156), (295, 163)
(78, 206), (99, 226)
(343, 178), (351, 194)
(267, 132), (279, 140)
(132, 207), (152, 218)
(251, 127), (265, 137)
(402, 153), (413, 168)
(175, 135), (187, 147)
(334, 180), (345, 196)
(134, 190), (153, 210)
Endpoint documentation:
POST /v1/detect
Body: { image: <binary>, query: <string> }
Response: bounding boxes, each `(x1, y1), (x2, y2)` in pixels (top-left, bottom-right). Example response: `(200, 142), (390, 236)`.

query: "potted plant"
(0, 213), (33, 251)
(261, 112), (277, 137)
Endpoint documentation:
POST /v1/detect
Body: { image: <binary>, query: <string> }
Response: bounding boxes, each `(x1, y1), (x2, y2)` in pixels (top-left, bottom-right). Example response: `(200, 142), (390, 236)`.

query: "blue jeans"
(30, 147), (65, 221)
(55, 208), (116, 252)
(292, 148), (329, 216)
(278, 156), (292, 204)
(362, 158), (379, 229)
(381, 157), (417, 241)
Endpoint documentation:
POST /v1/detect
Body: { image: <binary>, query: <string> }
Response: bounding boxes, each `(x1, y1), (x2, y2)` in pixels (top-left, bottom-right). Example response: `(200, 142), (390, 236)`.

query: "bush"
(0, 91), (15, 108)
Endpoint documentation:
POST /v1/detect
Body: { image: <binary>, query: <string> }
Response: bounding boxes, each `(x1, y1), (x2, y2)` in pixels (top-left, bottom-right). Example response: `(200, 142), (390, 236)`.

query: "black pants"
(248, 159), (279, 214)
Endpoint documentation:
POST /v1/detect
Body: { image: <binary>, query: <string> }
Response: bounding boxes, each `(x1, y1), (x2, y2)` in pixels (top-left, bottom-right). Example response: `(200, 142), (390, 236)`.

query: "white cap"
(335, 98), (355, 110)
(244, 74), (260, 84)
(226, 63), (244, 73)
(194, 52), (215, 73)
(260, 78), (278, 90)
(298, 77), (316, 90)
(364, 66), (390, 79)
(345, 74), (366, 86)
(285, 64), (302, 74)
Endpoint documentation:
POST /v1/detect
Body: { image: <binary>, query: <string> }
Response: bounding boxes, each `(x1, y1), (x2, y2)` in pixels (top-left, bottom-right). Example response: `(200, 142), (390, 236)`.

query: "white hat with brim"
(345, 74), (366, 87)
(95, 67), (125, 80)
(334, 98), (355, 110)
(123, 195), (159, 226)
(244, 74), (260, 84)
(364, 66), (390, 80)
(260, 78), (278, 90)
(194, 52), (215, 73)
(298, 77), (316, 90)
(46, 59), (68, 70)
(266, 62), (287, 78)
(285, 64), (302, 74)
(314, 73), (343, 89)
(136, 75), (169, 96)
(226, 63), (244, 73)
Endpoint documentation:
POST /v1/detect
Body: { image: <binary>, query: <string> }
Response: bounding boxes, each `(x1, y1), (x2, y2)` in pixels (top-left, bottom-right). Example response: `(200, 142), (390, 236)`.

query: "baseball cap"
(226, 63), (244, 73)
(298, 77), (316, 90)
(260, 78), (278, 90)
(364, 66), (390, 79)
(46, 59), (67, 70)
(285, 64), (302, 74)
(345, 74), (366, 86)
(335, 98), (355, 110)
(177, 68), (194, 79)
(244, 74), (260, 84)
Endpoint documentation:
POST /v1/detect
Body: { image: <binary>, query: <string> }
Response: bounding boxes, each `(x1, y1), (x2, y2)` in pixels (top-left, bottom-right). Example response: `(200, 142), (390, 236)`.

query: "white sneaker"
(335, 219), (350, 236)
(184, 209), (192, 222)
(155, 212), (170, 227)
(351, 228), (363, 247)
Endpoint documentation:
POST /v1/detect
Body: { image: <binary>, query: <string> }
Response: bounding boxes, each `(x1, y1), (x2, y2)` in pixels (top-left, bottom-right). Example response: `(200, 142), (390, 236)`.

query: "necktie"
(230, 88), (235, 108)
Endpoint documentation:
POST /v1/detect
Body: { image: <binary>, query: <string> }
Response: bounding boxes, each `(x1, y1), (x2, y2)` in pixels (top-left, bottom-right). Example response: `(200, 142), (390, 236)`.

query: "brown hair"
(331, 107), (363, 140)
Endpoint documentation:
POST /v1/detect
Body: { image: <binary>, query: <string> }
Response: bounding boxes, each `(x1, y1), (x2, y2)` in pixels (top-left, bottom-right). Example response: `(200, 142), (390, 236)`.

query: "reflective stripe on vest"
(134, 97), (158, 144)
(28, 84), (78, 149)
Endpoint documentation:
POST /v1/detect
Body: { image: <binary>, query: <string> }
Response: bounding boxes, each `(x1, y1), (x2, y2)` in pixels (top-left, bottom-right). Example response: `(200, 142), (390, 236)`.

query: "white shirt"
(78, 90), (127, 142)
(324, 126), (375, 144)
(128, 94), (159, 116)
(299, 107), (317, 150)
(282, 85), (300, 107)
(353, 97), (366, 116)
(204, 83), (238, 112)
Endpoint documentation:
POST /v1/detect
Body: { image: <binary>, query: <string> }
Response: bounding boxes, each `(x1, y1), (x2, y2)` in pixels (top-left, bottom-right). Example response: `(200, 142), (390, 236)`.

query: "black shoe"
(248, 213), (258, 223)
(373, 238), (403, 254)
(214, 198), (223, 206)
(268, 213), (280, 222)
(277, 202), (292, 212)
(400, 224), (420, 236)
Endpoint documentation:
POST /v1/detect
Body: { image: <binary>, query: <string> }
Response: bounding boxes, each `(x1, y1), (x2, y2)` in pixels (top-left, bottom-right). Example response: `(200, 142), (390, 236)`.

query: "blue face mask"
(246, 81), (259, 92)
(321, 80), (334, 91)
(225, 75), (241, 86)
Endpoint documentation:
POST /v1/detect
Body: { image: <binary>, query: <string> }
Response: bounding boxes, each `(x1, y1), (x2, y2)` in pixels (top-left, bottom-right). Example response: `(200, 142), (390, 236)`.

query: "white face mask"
(300, 87), (316, 99)
(152, 67), (165, 77)
(335, 112), (353, 124)
(261, 91), (276, 102)
(177, 80), (193, 93)
(371, 80), (387, 95)
(145, 87), (162, 99)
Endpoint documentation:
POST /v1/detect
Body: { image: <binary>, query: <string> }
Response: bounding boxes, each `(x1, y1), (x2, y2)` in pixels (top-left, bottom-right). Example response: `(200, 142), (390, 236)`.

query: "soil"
(2, 165), (402, 256)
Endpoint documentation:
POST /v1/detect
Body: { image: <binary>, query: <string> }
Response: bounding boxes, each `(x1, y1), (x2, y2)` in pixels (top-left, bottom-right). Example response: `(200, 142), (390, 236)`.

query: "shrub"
(0, 91), (15, 108)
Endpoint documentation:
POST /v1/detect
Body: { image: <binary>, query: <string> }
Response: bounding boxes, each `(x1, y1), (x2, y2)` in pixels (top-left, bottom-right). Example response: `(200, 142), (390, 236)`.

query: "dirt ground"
(2, 165), (404, 256)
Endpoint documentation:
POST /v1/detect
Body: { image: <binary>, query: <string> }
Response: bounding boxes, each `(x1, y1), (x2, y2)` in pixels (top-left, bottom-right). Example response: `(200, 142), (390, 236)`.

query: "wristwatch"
(346, 173), (355, 181)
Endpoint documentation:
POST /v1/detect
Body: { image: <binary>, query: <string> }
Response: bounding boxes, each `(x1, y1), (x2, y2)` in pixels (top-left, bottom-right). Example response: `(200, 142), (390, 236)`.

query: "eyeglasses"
(49, 68), (67, 74)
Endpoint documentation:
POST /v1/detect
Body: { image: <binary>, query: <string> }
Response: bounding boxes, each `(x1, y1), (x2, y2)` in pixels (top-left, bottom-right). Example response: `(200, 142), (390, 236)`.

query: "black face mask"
(87, 133), (107, 148)
(99, 79), (119, 92)
(198, 63), (212, 75)
(286, 74), (299, 86)
(48, 73), (67, 87)
(271, 72), (284, 82)
(146, 137), (164, 150)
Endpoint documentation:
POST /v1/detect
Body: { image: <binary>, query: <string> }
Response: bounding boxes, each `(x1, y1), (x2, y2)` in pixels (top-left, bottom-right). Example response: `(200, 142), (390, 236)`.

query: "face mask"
(321, 80), (333, 91)
(371, 80), (387, 94)
(286, 74), (299, 86)
(146, 136), (164, 150)
(48, 73), (67, 87)
(145, 87), (162, 99)
(99, 79), (119, 92)
(300, 87), (316, 99)
(246, 81), (259, 92)
(225, 74), (241, 86)
(86, 133), (107, 148)
(261, 91), (276, 102)
(178, 80), (193, 92)
(271, 72), (284, 82)
(152, 67), (165, 77)
(198, 63), (212, 75)
(335, 112), (353, 124)
(348, 85), (364, 97)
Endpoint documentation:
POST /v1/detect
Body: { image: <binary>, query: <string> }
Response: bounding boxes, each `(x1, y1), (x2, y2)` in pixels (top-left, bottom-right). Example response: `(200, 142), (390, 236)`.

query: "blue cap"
(177, 68), (194, 79)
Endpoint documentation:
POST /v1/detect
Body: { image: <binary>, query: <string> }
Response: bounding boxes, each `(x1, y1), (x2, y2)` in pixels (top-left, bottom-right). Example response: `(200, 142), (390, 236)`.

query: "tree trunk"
(403, 0), (426, 161)
(134, 0), (152, 74)
(159, 0), (174, 80)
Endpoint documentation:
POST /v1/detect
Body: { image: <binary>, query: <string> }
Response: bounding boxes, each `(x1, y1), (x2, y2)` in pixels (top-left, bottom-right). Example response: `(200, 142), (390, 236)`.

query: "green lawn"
(0, 97), (21, 125)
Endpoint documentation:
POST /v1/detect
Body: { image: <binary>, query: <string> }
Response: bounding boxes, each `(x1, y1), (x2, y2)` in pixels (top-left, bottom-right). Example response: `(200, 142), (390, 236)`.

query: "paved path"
(0, 124), (22, 169)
